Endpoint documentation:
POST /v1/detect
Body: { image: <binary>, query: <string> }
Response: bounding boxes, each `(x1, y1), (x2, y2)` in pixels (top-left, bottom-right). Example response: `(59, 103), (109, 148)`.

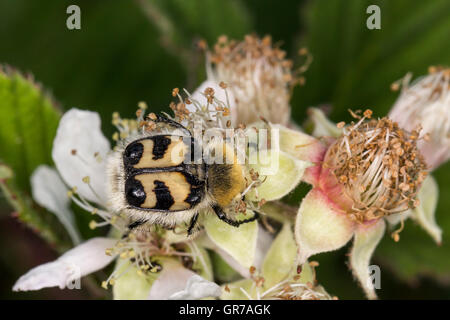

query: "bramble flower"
(13, 85), (311, 299)
(389, 67), (450, 170)
(307, 71), (448, 244)
(13, 108), (219, 299)
(286, 110), (437, 299)
(220, 223), (333, 300)
(321, 115), (426, 222)
(193, 34), (310, 126)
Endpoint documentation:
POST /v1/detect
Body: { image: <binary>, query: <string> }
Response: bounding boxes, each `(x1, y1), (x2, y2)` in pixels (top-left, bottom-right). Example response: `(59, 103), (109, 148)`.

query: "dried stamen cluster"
(237, 262), (332, 300)
(324, 111), (428, 222)
(206, 34), (308, 125)
(389, 66), (450, 169)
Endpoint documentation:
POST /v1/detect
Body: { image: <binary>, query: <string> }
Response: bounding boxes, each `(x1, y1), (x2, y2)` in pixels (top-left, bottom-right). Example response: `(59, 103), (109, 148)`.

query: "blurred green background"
(0, 0), (449, 299)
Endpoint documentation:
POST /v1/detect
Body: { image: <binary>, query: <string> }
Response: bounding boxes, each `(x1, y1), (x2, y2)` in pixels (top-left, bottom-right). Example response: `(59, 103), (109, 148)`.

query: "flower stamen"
(324, 111), (427, 222)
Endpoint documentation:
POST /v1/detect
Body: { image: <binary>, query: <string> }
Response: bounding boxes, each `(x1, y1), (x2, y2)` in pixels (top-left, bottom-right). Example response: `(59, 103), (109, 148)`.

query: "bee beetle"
(107, 114), (258, 235)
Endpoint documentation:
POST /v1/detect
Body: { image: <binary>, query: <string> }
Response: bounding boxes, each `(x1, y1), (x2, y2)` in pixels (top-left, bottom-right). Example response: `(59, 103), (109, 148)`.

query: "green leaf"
(0, 67), (61, 191)
(0, 68), (71, 251)
(0, 163), (71, 251)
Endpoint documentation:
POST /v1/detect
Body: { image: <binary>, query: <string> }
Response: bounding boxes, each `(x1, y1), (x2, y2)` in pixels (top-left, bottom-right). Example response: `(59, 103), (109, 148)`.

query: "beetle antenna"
(154, 114), (192, 136)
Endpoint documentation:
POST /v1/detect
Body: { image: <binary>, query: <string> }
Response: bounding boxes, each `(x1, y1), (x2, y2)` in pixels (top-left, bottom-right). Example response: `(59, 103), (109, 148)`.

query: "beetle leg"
(187, 212), (199, 235)
(213, 205), (240, 227)
(121, 219), (148, 239)
(238, 210), (260, 225)
(213, 205), (260, 227)
(128, 219), (148, 230)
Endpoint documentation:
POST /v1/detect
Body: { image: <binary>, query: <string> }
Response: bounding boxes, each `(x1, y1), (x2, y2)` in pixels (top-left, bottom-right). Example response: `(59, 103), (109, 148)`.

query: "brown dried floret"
(324, 110), (427, 222)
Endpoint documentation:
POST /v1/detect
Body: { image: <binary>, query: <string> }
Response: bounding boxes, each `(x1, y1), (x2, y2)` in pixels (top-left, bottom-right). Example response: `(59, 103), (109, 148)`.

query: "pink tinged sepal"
(308, 107), (343, 139)
(349, 219), (385, 300)
(274, 124), (328, 186)
(318, 167), (355, 213)
(294, 188), (355, 265)
(31, 165), (81, 245)
(12, 237), (116, 291)
(52, 108), (111, 205)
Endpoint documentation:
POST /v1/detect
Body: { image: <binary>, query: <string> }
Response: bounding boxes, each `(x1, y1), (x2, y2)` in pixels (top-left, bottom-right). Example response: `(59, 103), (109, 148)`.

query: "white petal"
(31, 165), (81, 244)
(191, 80), (237, 122)
(350, 219), (386, 300)
(13, 237), (116, 291)
(148, 260), (196, 300)
(52, 108), (110, 205)
(59, 237), (117, 275)
(168, 275), (221, 300)
(411, 175), (442, 244)
(13, 260), (72, 291)
(295, 188), (355, 264)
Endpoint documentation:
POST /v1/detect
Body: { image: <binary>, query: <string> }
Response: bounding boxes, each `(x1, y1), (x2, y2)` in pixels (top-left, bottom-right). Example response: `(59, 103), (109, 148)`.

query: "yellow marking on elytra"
(133, 137), (187, 169)
(134, 172), (192, 211)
